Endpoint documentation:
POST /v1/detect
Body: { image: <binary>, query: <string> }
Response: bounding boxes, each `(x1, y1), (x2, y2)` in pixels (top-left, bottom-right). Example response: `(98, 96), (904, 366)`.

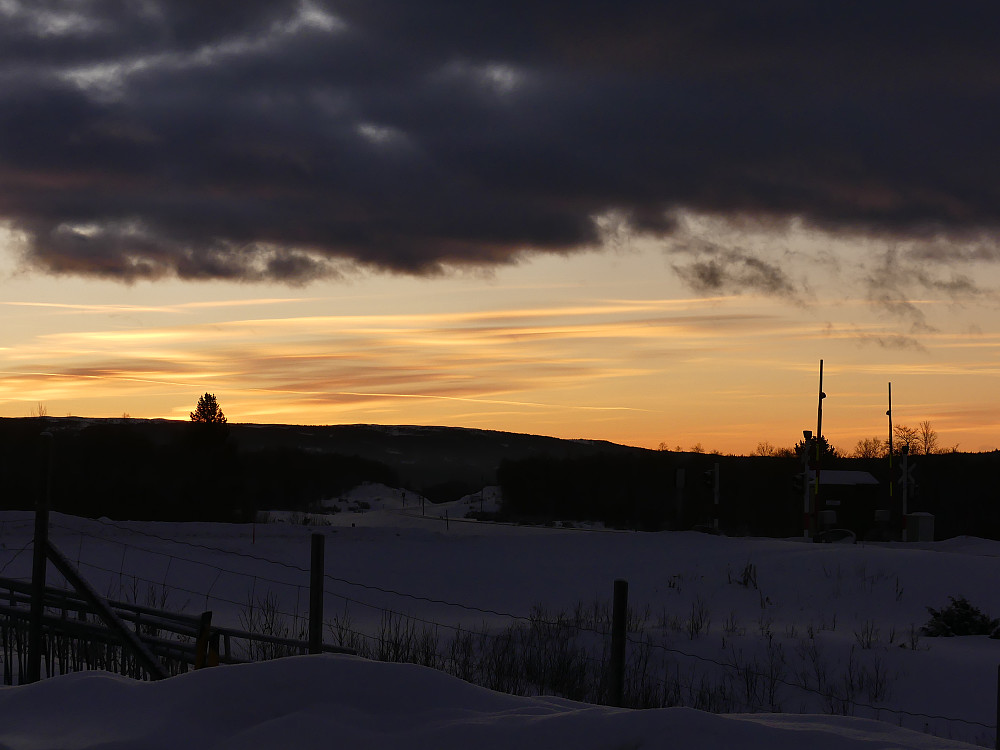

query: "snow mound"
(457, 485), (503, 514)
(0, 655), (979, 750)
(320, 482), (421, 512)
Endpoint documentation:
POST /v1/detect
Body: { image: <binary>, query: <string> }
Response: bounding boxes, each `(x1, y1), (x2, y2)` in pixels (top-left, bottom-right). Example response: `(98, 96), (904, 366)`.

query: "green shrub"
(922, 596), (1000, 637)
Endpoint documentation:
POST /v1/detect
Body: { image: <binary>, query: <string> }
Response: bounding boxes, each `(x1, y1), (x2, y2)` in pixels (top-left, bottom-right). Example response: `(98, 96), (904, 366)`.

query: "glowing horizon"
(4, 225), (999, 455)
(3, 3), (1000, 456)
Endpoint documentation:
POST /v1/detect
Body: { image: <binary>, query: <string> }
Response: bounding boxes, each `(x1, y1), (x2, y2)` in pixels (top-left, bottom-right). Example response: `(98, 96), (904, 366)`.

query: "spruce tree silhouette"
(795, 434), (838, 461)
(183, 393), (236, 520)
(190, 393), (227, 424)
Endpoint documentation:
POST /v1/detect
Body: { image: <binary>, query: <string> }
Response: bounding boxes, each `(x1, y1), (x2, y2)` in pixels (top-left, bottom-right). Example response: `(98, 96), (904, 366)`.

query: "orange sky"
(3, 3), (999, 457)
(3, 215), (999, 455)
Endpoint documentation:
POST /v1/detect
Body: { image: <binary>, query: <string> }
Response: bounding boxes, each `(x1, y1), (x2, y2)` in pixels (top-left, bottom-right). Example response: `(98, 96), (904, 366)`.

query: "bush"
(921, 596), (1000, 637)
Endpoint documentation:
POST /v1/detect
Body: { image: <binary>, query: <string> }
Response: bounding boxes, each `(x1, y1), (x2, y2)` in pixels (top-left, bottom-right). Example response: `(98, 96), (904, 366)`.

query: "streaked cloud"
(0, 292), (797, 426)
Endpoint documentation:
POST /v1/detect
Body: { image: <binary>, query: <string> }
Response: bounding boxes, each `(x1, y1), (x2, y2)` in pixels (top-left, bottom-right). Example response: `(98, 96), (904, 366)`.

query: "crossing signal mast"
(800, 359), (827, 538)
(815, 359), (826, 512)
(887, 382), (893, 505)
(800, 429), (812, 538)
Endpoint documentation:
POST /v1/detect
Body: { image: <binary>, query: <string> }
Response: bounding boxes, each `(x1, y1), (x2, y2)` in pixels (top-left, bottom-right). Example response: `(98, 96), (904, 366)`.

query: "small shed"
(808, 469), (880, 538)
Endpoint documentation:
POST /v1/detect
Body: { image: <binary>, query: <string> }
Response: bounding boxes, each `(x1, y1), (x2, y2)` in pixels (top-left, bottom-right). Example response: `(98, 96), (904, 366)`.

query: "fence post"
(309, 533), (324, 654)
(195, 611), (214, 669)
(609, 578), (628, 707)
(27, 432), (53, 684)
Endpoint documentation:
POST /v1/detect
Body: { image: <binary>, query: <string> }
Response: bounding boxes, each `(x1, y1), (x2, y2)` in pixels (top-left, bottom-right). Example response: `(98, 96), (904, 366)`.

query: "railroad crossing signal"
(898, 460), (917, 486)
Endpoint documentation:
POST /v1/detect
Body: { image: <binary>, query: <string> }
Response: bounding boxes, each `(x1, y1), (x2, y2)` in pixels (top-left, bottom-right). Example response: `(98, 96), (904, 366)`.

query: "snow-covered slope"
(0, 655), (979, 750)
(1, 506), (998, 747)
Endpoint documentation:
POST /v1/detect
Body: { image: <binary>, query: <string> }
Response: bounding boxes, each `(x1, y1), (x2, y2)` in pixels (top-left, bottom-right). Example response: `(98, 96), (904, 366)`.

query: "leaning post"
(27, 432), (53, 683)
(609, 579), (628, 707)
(309, 533), (325, 654)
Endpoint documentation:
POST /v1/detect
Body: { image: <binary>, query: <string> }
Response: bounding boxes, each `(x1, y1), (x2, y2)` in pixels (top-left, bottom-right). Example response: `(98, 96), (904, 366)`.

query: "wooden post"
(801, 431), (812, 538)
(309, 533), (324, 655)
(195, 611), (213, 669)
(27, 432), (53, 684)
(674, 468), (685, 526)
(712, 462), (720, 531)
(900, 446), (910, 542)
(609, 579), (628, 707)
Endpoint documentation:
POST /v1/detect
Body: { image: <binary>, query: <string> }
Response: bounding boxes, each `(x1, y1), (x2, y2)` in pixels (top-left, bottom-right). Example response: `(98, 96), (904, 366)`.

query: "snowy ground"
(0, 483), (997, 749)
(0, 656), (982, 750)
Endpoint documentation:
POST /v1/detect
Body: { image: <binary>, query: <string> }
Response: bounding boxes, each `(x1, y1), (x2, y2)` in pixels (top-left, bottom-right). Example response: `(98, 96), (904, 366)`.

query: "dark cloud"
(673, 252), (799, 299)
(2, 1), (999, 282)
(856, 332), (926, 352)
(861, 245), (996, 332)
(669, 235), (800, 299)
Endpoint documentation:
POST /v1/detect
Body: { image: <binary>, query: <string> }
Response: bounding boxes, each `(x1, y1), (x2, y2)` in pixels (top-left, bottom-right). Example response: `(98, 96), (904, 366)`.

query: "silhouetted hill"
(0, 417), (648, 518)
(6, 417), (998, 539)
(232, 422), (644, 490)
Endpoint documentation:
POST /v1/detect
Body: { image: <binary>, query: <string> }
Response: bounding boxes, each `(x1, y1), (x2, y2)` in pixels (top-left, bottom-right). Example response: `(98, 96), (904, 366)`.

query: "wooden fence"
(0, 575), (355, 684)
(13, 433), (352, 687)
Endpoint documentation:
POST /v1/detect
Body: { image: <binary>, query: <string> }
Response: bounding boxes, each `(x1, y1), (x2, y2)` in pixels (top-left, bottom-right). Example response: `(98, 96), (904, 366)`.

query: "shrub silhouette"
(922, 596), (1000, 637)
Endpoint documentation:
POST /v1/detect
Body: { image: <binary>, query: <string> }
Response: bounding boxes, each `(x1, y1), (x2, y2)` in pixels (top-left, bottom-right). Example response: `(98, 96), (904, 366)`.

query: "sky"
(2, 1), (1000, 453)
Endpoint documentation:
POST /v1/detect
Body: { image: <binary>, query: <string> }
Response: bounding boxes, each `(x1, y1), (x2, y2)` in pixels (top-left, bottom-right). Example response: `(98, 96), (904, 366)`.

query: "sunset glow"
(4, 224), (1000, 454)
(2, 3), (998, 454)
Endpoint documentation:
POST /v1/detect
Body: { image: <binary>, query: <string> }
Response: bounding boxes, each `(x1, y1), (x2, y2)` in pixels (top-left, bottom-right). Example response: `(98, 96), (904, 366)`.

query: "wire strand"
(39, 517), (998, 732)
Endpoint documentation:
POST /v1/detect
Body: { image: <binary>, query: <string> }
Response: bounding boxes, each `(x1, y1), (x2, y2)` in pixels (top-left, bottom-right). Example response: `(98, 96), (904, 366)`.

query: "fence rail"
(0, 575), (355, 684)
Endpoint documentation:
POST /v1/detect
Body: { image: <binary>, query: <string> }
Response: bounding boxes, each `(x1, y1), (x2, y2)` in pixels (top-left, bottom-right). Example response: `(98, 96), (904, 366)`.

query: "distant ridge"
(0, 416), (649, 489)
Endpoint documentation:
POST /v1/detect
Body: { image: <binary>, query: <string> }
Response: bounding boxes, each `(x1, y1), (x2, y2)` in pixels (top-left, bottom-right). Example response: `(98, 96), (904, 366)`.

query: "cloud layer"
(2, 1), (998, 282)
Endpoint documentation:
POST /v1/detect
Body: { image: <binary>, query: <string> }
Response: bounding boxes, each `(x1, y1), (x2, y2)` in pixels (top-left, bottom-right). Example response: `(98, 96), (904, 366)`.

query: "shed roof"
(807, 469), (879, 486)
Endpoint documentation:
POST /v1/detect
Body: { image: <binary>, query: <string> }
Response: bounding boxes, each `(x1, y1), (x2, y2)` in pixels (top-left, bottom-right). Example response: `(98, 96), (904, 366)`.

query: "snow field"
(0, 486), (997, 747)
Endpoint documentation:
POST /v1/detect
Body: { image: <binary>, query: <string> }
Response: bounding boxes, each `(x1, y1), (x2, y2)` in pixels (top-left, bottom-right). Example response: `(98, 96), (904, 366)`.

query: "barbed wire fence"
(0, 516), (994, 747)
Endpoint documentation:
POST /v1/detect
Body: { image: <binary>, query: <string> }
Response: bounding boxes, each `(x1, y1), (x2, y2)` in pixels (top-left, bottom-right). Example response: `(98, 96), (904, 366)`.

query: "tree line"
(0, 414), (398, 522)
(747, 421), (953, 459)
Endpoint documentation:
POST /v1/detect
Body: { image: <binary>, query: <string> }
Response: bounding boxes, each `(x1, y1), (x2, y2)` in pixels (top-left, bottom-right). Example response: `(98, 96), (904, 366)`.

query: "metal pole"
(309, 533), (324, 655)
(815, 360), (825, 518)
(27, 432), (53, 683)
(887, 382), (893, 508)
(609, 579), (628, 707)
